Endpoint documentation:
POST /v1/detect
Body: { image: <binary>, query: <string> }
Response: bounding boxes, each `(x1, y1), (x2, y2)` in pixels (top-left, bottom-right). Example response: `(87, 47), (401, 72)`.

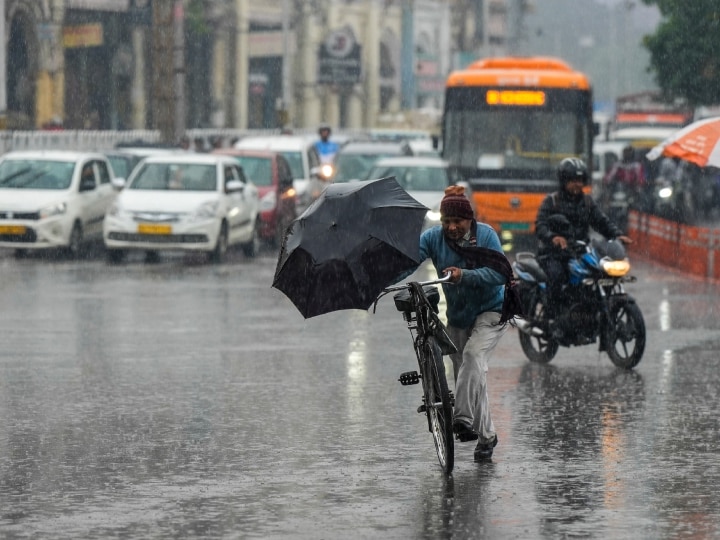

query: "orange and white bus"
(441, 56), (594, 239)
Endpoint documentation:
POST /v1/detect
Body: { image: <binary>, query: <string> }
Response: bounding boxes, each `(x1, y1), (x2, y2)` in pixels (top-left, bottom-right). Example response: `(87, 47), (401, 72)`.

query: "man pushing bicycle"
(396, 185), (509, 462)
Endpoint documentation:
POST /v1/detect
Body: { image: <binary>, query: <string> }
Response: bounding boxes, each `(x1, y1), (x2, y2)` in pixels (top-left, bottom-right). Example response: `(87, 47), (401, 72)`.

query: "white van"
(234, 135), (325, 214)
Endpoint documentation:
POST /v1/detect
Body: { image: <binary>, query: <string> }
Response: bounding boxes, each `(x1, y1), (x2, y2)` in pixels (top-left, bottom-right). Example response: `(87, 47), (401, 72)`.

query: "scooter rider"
(536, 158), (633, 319)
(314, 123), (340, 164)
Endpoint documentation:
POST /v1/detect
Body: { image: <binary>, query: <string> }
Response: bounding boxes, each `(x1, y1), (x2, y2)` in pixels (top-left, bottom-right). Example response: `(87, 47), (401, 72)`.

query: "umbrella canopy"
(646, 116), (720, 167)
(272, 176), (429, 318)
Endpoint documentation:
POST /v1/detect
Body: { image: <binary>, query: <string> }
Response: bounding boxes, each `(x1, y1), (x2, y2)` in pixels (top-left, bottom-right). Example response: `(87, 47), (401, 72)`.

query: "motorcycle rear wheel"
(604, 300), (645, 369)
(518, 295), (559, 364)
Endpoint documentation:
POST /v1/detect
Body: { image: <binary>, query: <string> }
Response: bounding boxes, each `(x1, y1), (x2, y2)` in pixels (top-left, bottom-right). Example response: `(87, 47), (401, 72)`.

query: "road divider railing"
(628, 210), (720, 281)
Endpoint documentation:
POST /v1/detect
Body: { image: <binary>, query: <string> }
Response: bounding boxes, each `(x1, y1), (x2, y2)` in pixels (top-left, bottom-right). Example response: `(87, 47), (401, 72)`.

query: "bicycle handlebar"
(380, 271), (453, 294)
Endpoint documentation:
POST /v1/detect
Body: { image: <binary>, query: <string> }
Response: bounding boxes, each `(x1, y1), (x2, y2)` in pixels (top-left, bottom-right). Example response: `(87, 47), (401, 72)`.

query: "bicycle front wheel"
(422, 336), (454, 475)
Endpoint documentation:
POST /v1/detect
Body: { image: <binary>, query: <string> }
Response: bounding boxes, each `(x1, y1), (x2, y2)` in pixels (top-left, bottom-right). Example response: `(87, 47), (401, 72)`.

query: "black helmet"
(557, 157), (588, 186)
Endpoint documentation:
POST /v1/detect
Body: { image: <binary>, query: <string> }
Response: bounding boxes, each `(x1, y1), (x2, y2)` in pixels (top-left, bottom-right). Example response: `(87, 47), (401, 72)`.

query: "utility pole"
(400, 0), (415, 110)
(0, 0), (6, 129)
(152, 0), (185, 143)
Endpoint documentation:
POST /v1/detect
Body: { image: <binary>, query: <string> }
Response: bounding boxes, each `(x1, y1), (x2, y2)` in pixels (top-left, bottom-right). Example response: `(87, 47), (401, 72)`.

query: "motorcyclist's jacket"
(536, 190), (623, 255)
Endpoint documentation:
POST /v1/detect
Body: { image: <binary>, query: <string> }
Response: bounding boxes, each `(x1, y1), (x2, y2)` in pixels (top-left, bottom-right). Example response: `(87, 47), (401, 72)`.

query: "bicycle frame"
(375, 272), (455, 474)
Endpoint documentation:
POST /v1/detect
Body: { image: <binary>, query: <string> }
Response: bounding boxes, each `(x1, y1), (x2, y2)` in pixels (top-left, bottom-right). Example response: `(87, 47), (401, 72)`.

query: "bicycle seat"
(393, 285), (440, 313)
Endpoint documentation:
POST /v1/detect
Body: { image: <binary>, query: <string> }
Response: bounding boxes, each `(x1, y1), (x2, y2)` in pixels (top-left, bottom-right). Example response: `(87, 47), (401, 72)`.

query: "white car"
(103, 154), (259, 263)
(0, 150), (119, 257)
(366, 156), (463, 229)
(234, 135), (325, 214)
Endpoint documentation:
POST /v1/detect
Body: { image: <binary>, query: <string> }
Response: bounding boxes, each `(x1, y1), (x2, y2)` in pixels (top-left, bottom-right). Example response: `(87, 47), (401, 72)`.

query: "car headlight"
(426, 209), (441, 223)
(195, 200), (220, 219)
(107, 201), (123, 217)
(39, 201), (67, 219)
(658, 186), (673, 199)
(259, 191), (277, 212)
(601, 258), (631, 277)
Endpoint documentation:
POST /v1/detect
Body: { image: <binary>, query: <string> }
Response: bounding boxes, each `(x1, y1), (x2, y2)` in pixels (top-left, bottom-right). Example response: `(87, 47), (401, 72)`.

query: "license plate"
(0, 225), (27, 235)
(500, 222), (530, 231)
(137, 223), (172, 235)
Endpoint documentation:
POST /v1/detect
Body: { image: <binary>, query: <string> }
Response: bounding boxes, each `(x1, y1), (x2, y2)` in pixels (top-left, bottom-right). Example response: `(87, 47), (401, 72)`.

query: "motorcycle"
(602, 180), (631, 233)
(513, 217), (646, 369)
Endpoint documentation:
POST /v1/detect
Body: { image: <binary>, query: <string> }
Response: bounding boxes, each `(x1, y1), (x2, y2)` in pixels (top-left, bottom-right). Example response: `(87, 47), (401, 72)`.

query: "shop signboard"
(318, 27), (361, 86)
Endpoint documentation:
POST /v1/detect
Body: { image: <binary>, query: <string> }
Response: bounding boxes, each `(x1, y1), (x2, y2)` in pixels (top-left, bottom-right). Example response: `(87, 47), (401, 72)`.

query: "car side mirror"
(111, 177), (126, 190)
(225, 179), (244, 192)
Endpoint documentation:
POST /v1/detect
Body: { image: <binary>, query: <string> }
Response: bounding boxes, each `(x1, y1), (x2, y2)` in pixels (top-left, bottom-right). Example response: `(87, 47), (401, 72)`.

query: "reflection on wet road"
(0, 248), (718, 538)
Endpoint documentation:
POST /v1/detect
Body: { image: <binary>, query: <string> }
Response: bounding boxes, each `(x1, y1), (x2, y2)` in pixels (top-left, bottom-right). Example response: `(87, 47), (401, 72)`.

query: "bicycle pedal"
(417, 404), (427, 413)
(399, 371), (420, 386)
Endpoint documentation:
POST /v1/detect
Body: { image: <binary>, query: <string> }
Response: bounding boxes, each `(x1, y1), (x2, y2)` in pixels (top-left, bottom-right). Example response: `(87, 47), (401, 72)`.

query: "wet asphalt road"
(0, 245), (719, 539)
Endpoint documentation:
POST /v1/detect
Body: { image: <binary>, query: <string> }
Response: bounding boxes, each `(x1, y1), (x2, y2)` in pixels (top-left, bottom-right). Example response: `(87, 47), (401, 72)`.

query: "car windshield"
(129, 163), (217, 191)
(369, 165), (449, 192)
(0, 160), (74, 190)
(334, 152), (399, 183)
(279, 152), (304, 180)
(231, 156), (272, 186)
(107, 156), (136, 179)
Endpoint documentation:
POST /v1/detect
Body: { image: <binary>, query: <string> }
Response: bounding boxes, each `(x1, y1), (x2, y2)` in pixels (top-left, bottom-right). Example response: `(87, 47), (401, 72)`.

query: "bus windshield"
(443, 87), (592, 178)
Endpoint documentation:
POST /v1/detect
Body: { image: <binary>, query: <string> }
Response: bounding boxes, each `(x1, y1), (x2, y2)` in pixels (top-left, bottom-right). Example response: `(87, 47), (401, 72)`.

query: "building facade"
(0, 0), (525, 136)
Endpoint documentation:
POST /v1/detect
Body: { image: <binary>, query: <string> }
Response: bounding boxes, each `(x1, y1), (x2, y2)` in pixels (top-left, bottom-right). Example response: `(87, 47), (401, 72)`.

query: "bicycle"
(374, 272), (456, 474)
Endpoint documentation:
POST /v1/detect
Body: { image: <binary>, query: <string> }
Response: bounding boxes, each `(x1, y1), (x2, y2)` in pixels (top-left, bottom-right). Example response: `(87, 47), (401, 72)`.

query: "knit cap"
(439, 185), (474, 220)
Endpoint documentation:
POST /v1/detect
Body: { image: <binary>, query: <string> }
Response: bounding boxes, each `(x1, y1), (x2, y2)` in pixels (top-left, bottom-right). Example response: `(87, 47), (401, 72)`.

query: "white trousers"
(447, 312), (506, 442)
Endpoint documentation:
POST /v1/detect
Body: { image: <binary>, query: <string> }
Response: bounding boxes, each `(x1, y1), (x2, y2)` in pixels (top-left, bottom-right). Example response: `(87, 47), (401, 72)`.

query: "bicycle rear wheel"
(422, 336), (454, 474)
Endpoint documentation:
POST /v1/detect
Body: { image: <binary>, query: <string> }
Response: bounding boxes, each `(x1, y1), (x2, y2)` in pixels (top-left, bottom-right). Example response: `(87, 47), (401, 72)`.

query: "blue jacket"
(398, 223), (506, 329)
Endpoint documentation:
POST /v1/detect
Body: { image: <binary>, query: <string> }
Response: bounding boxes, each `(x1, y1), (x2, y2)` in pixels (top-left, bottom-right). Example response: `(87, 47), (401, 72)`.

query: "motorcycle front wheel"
(518, 294), (559, 364)
(604, 300), (646, 369)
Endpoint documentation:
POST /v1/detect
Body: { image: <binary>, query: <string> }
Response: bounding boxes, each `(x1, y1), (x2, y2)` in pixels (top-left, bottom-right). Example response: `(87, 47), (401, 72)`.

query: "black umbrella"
(272, 177), (429, 318)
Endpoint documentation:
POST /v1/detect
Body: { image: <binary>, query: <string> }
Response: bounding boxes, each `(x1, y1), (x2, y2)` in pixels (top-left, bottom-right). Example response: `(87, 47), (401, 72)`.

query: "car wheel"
(242, 219), (261, 258)
(66, 222), (84, 259)
(209, 222), (228, 264)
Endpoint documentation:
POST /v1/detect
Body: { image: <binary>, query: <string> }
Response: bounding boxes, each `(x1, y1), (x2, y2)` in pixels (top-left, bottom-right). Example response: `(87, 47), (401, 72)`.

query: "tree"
(642, 0), (720, 106)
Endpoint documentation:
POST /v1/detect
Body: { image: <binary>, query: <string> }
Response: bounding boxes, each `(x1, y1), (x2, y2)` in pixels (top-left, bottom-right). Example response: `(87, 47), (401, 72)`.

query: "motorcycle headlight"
(259, 191), (277, 212)
(658, 186), (673, 199)
(602, 258), (631, 277)
(319, 163), (334, 180)
(195, 200), (220, 219)
(39, 201), (67, 219)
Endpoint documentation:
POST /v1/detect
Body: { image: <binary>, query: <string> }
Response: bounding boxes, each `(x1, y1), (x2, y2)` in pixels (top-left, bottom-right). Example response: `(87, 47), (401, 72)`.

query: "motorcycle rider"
(602, 145), (647, 211)
(314, 123), (340, 164)
(536, 158), (633, 325)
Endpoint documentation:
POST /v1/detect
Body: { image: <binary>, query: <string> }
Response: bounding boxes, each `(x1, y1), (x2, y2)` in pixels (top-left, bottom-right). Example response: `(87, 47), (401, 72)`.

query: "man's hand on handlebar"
(442, 267), (462, 284)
